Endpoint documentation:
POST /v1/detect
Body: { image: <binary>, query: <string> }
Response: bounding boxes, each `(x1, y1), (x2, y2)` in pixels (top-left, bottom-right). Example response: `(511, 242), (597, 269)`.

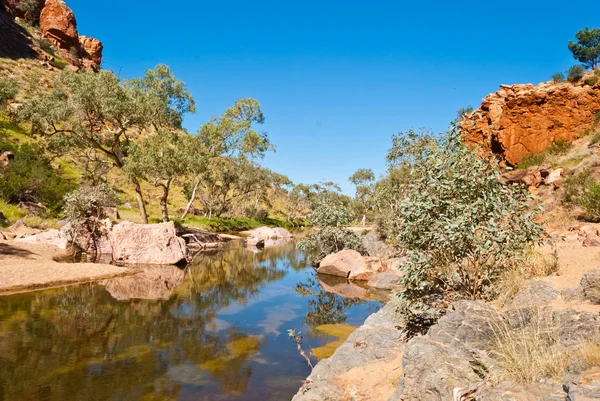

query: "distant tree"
(456, 106), (473, 119)
(349, 168), (375, 225)
(0, 78), (18, 108)
(125, 132), (200, 222)
(180, 98), (273, 219)
(18, 66), (194, 223)
(568, 27), (600, 70)
(551, 72), (565, 83)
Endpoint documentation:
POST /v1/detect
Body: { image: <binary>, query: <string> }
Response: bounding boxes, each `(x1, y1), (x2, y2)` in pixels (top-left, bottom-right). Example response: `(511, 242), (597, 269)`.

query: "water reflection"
(0, 241), (381, 401)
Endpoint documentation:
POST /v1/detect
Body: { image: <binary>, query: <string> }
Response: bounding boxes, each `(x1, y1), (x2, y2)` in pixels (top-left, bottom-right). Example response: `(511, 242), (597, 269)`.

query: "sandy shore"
(0, 241), (130, 295)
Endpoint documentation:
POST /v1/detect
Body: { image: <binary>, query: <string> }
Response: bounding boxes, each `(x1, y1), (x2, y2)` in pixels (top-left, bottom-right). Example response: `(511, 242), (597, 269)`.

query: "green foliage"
(297, 226), (366, 266)
(16, 0), (40, 23)
(456, 106), (474, 119)
(179, 215), (292, 232)
(567, 65), (586, 82)
(551, 72), (565, 83)
(595, 111), (600, 126)
(63, 184), (117, 221)
(297, 201), (365, 265)
(547, 138), (572, 155)
(50, 58), (68, 70)
(379, 125), (545, 300)
(37, 38), (54, 55)
(349, 168), (375, 222)
(562, 169), (600, 221)
(585, 75), (599, 86)
(243, 206), (269, 221)
(568, 27), (600, 70)
(0, 78), (18, 107)
(69, 46), (79, 59)
(0, 142), (75, 212)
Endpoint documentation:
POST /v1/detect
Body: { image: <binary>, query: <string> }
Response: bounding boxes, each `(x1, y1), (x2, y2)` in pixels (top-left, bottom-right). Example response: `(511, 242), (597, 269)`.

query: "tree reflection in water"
(0, 241), (378, 401)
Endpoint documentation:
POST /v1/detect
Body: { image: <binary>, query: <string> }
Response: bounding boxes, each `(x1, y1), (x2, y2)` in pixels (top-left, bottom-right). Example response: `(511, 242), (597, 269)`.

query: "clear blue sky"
(68, 0), (597, 194)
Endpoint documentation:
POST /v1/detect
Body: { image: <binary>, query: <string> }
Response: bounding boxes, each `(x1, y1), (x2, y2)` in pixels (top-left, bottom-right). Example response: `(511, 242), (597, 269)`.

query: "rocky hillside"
(1, 0), (102, 70)
(461, 72), (600, 166)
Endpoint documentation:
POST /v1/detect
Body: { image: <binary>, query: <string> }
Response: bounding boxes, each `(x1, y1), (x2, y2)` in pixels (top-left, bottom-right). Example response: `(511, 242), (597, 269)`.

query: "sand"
(0, 241), (130, 295)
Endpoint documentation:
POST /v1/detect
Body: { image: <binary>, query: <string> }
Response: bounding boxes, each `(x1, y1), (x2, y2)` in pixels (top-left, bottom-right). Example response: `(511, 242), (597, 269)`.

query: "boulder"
(509, 280), (560, 308)
(544, 168), (563, 185)
(368, 271), (402, 290)
(103, 266), (185, 301)
(244, 237), (265, 248)
(461, 81), (600, 166)
(110, 221), (188, 265)
(581, 267), (600, 304)
(78, 35), (102, 68)
(248, 226), (293, 240)
(18, 201), (48, 215)
(14, 229), (69, 249)
(40, 0), (79, 51)
(501, 167), (543, 187)
(347, 256), (387, 281)
(317, 249), (363, 278)
(0, 151), (14, 168)
(583, 235), (600, 247)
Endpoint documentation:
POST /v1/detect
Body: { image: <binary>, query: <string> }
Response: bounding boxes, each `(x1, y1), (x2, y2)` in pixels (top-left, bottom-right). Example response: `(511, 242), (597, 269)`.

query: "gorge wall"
(1, 0), (102, 70)
(461, 76), (600, 166)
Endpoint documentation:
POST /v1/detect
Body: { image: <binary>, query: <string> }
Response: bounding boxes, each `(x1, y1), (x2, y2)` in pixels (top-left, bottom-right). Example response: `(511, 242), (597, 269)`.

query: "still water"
(0, 241), (382, 401)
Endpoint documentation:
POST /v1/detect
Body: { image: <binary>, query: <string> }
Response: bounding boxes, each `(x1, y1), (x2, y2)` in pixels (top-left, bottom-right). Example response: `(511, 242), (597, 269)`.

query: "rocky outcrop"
(78, 35), (102, 67)
(110, 221), (188, 265)
(39, 0), (78, 49)
(461, 80), (600, 166)
(317, 249), (390, 281)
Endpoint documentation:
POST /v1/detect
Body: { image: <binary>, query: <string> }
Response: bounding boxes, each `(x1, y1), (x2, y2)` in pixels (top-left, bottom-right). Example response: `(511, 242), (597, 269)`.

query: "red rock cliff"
(461, 78), (600, 165)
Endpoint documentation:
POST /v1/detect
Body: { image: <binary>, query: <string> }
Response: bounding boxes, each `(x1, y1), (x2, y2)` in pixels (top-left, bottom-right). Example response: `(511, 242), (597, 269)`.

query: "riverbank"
(0, 241), (130, 295)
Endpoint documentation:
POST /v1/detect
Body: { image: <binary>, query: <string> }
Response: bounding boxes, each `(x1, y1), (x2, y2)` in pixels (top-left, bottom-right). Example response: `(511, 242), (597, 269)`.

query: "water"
(0, 241), (382, 401)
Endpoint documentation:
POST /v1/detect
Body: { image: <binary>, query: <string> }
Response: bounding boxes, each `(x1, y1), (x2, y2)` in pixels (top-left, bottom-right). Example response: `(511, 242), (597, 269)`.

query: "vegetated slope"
(461, 69), (600, 166)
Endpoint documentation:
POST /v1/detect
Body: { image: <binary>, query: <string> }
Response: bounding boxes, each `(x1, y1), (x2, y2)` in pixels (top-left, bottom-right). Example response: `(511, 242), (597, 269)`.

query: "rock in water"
(110, 221), (187, 265)
(317, 249), (363, 278)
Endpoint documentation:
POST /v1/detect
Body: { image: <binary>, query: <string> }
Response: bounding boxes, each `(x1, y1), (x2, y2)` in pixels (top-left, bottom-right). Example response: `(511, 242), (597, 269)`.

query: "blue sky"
(68, 0), (597, 194)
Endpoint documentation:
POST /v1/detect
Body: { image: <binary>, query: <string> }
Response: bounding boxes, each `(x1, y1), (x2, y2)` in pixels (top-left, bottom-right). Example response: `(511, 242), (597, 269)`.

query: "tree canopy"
(568, 27), (600, 70)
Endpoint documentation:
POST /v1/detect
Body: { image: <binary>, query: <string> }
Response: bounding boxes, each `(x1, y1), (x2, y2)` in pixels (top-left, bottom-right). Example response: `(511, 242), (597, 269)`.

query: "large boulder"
(78, 35), (102, 67)
(317, 249), (387, 281)
(40, 0), (78, 50)
(581, 267), (600, 304)
(109, 221), (188, 265)
(248, 226), (293, 240)
(317, 249), (363, 278)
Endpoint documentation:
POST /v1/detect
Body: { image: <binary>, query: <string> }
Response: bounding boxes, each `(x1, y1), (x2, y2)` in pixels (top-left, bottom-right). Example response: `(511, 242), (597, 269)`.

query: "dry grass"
(494, 249), (559, 306)
(488, 310), (570, 383)
(577, 339), (600, 367)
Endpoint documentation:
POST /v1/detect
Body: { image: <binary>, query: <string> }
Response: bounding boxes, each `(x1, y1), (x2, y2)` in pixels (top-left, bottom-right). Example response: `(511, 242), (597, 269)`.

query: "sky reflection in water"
(0, 241), (382, 401)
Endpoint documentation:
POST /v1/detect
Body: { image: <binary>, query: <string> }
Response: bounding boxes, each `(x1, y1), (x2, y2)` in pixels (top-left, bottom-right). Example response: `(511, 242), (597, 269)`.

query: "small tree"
(456, 106), (473, 119)
(297, 202), (366, 266)
(0, 79), (18, 108)
(349, 168), (375, 225)
(567, 65), (586, 82)
(551, 72), (565, 83)
(568, 27), (600, 70)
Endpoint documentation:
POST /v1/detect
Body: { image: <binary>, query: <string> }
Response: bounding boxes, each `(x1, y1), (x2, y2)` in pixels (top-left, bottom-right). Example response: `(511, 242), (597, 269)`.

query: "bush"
(567, 65), (585, 82)
(585, 75), (599, 86)
(297, 226), (366, 266)
(379, 125), (545, 300)
(0, 142), (75, 212)
(37, 38), (54, 55)
(562, 169), (600, 221)
(547, 138), (572, 155)
(0, 79), (18, 107)
(551, 72), (565, 83)
(63, 184), (117, 221)
(51, 58), (68, 70)
(244, 205), (269, 221)
(589, 130), (600, 145)
(456, 106), (473, 119)
(297, 201), (365, 265)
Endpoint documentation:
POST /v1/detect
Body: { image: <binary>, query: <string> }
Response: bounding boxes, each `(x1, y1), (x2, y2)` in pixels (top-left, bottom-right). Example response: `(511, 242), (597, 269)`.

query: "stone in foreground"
(317, 249), (387, 281)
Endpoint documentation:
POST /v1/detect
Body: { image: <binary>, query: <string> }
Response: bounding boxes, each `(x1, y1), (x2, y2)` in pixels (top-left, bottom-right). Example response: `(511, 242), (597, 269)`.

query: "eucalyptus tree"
(17, 65), (195, 223)
(180, 98), (273, 219)
(349, 168), (375, 225)
(568, 27), (600, 70)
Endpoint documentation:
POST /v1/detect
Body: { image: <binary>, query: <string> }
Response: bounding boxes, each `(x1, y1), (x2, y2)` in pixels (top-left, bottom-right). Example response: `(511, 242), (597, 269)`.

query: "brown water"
(0, 241), (382, 401)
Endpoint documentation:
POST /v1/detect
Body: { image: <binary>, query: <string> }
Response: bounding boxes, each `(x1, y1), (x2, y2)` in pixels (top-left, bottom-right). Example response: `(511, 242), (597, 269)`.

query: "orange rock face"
(461, 80), (600, 166)
(39, 0), (78, 50)
(79, 35), (103, 68)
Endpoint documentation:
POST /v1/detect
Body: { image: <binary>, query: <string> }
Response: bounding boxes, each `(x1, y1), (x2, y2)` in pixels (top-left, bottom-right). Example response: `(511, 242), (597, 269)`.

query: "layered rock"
(461, 80), (600, 165)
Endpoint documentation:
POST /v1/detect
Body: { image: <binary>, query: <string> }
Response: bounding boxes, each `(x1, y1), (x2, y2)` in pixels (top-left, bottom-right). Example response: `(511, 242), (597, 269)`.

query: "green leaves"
(568, 27), (600, 70)
(0, 78), (18, 108)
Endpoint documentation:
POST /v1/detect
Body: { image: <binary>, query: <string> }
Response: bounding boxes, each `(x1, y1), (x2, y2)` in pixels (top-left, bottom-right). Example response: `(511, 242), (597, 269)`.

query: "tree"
(378, 124), (545, 301)
(456, 106), (473, 119)
(349, 168), (375, 225)
(0, 78), (18, 108)
(125, 132), (201, 222)
(180, 98), (273, 219)
(18, 66), (194, 223)
(568, 27), (600, 70)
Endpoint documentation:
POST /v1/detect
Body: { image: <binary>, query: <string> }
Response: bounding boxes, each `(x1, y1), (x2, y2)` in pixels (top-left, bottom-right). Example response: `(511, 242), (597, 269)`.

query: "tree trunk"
(361, 214), (366, 227)
(132, 177), (148, 224)
(159, 178), (172, 223)
(181, 178), (200, 219)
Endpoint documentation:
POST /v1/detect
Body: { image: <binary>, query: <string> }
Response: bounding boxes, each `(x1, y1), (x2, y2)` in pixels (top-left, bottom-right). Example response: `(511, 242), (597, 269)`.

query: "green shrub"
(51, 58), (68, 70)
(567, 65), (586, 82)
(562, 169), (600, 221)
(551, 72), (565, 83)
(548, 138), (572, 155)
(456, 106), (474, 119)
(589, 130), (600, 145)
(37, 38), (54, 55)
(517, 153), (546, 169)
(585, 75), (599, 86)
(297, 226), (366, 266)
(0, 142), (76, 212)
(244, 206), (269, 221)
(379, 125), (545, 300)
(0, 79), (18, 107)
(595, 111), (600, 126)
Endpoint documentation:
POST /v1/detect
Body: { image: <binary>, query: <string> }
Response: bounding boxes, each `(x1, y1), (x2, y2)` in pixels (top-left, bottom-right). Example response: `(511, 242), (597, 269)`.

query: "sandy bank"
(0, 241), (130, 295)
